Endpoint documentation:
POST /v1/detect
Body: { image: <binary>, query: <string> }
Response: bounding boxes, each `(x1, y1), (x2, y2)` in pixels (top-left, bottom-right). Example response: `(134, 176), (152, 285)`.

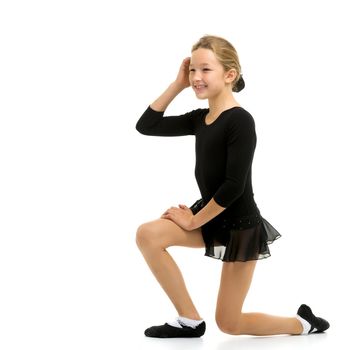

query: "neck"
(207, 89), (239, 115)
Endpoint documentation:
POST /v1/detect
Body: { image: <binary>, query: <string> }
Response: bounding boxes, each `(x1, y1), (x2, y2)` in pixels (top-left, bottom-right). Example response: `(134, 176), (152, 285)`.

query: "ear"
(224, 69), (237, 84)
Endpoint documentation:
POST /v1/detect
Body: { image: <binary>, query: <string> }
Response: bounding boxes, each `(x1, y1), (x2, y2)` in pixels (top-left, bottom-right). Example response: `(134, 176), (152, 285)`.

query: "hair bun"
(233, 75), (245, 92)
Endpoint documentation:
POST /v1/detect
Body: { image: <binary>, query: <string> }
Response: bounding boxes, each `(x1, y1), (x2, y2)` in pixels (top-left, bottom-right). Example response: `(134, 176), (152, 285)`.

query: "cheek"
(216, 75), (227, 87)
(208, 77), (224, 89)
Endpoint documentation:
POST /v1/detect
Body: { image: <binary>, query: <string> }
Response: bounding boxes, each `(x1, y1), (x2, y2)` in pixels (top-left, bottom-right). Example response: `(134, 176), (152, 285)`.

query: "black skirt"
(189, 199), (281, 262)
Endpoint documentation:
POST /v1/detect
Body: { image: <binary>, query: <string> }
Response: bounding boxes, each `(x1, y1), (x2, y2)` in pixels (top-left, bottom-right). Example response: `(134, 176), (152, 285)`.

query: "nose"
(192, 70), (202, 82)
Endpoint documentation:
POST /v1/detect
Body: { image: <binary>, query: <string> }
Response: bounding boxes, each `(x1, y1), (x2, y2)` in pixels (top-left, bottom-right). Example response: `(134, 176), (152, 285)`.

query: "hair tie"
(233, 74), (245, 92)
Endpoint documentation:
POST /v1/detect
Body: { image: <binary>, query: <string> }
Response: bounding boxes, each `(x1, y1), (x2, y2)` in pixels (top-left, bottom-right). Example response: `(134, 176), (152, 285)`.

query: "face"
(189, 48), (234, 100)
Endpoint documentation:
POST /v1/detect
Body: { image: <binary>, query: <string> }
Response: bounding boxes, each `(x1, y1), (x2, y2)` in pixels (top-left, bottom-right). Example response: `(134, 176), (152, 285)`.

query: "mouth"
(193, 83), (208, 93)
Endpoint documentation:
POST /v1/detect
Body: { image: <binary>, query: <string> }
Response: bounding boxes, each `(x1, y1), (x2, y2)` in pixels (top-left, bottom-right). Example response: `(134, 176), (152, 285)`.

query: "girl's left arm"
(162, 198), (225, 231)
(191, 198), (225, 229)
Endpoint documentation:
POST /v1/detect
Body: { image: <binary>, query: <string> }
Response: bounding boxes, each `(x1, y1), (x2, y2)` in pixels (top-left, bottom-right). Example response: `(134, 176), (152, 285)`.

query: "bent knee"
(135, 221), (161, 250)
(216, 316), (241, 335)
(135, 223), (151, 249)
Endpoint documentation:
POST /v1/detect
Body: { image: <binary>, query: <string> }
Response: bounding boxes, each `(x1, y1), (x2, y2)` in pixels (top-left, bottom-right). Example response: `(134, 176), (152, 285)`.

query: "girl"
(135, 35), (329, 338)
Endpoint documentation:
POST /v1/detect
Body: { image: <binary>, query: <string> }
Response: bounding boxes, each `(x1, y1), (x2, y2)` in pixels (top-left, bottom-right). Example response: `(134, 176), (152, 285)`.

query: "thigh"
(216, 261), (257, 321)
(137, 218), (205, 249)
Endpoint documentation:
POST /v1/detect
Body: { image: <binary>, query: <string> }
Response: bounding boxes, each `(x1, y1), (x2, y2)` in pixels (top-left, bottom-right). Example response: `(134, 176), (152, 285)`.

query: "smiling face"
(189, 48), (235, 100)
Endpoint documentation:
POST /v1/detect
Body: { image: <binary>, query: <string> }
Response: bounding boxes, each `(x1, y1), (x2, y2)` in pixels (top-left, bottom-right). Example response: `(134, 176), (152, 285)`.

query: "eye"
(189, 68), (195, 72)
(203, 68), (211, 72)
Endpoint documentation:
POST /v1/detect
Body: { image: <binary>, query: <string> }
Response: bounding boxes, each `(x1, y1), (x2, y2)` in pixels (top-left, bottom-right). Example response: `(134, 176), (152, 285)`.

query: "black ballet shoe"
(144, 321), (206, 338)
(297, 304), (330, 333)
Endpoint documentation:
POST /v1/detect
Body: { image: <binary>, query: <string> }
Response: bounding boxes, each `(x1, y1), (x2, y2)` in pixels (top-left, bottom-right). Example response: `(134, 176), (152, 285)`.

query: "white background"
(1, 0), (349, 349)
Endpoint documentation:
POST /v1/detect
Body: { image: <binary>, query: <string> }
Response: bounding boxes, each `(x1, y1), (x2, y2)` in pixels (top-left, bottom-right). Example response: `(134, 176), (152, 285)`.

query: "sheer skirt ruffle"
(190, 199), (281, 262)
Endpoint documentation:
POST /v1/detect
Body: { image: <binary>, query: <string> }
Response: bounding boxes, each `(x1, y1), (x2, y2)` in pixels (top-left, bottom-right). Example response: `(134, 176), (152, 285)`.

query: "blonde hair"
(191, 35), (244, 92)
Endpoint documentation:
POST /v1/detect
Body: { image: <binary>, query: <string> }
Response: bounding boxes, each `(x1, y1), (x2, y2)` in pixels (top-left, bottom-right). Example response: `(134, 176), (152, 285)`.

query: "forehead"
(190, 48), (219, 66)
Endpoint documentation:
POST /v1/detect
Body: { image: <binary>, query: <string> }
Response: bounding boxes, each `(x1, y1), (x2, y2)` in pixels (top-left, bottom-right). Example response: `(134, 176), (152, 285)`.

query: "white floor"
(129, 320), (343, 350)
(0, 316), (345, 350)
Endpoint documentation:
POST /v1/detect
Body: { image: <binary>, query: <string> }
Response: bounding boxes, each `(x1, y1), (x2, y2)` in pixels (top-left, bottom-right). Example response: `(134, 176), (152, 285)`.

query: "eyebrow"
(189, 63), (210, 67)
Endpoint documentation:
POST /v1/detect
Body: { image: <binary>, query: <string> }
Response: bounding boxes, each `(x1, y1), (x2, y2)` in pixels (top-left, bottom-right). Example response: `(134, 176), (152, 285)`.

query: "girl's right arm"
(150, 57), (191, 112)
(136, 58), (197, 137)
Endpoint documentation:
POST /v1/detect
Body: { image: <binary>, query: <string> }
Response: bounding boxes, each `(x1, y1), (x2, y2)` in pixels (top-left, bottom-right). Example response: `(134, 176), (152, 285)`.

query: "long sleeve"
(136, 106), (197, 137)
(213, 112), (257, 208)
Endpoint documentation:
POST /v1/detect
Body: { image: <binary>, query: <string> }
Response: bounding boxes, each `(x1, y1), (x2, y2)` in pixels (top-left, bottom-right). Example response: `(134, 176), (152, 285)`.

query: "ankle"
(179, 313), (202, 321)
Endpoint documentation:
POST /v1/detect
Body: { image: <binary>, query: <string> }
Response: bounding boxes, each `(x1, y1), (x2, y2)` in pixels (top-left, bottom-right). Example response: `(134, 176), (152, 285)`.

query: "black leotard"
(136, 105), (260, 219)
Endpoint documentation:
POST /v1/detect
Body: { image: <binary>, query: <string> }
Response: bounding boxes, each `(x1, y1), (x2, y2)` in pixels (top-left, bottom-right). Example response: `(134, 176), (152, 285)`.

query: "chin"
(194, 93), (208, 100)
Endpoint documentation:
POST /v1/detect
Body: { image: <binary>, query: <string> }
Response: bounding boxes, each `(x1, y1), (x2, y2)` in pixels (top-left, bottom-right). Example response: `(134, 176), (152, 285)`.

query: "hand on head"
(174, 57), (191, 90)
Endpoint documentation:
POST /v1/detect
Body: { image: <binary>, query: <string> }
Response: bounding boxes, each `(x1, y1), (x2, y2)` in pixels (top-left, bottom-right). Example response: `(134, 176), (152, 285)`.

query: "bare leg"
(216, 261), (303, 335)
(136, 218), (205, 320)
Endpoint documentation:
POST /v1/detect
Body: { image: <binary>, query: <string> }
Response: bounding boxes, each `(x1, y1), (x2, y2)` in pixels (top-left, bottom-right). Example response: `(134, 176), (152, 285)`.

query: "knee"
(135, 222), (158, 251)
(215, 315), (241, 335)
